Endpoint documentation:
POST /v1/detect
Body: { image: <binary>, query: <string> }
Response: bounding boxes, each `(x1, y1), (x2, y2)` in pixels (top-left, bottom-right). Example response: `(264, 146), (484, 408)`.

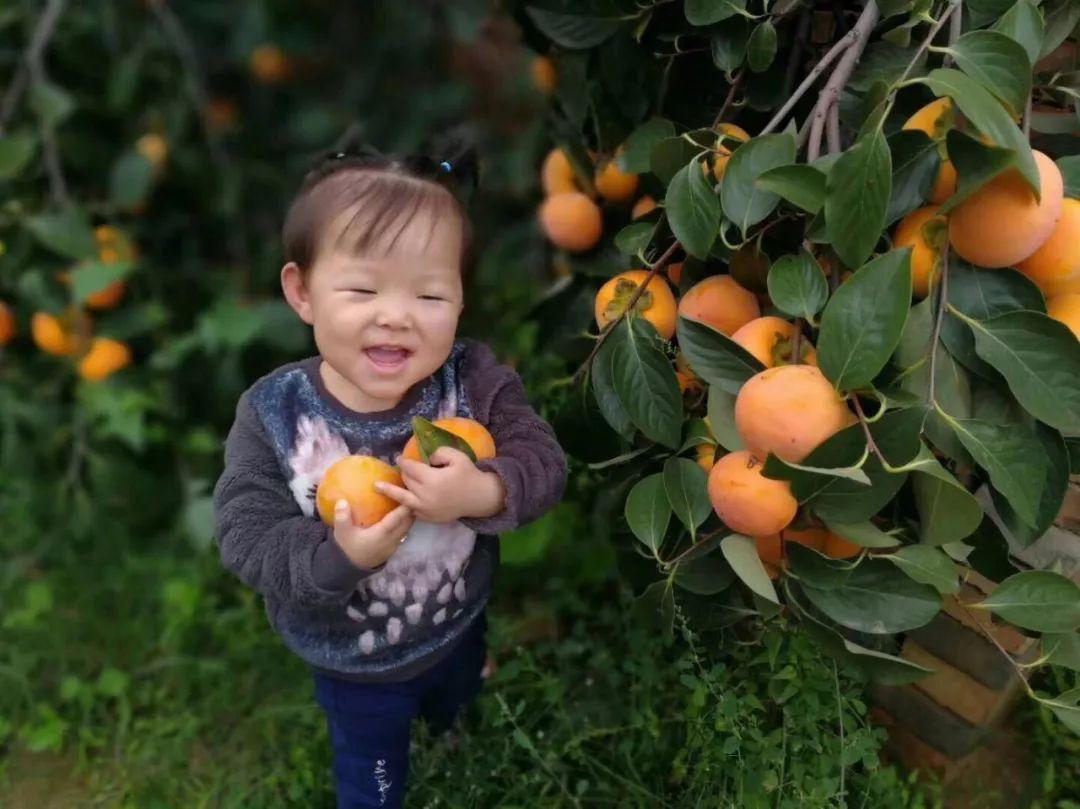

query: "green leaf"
(614, 222), (655, 256)
(666, 161), (721, 260)
(945, 31), (1032, 119)
(885, 129), (939, 225)
(798, 618), (933, 685)
(787, 544), (853, 589)
(887, 545), (960, 594)
(650, 134), (707, 185)
(747, 20), (777, 72)
(625, 474), (671, 555)
(1040, 0), (1080, 60)
(1041, 689), (1080, 735)
(767, 251), (828, 323)
(30, 81), (75, 127)
(706, 385), (745, 451)
(915, 69), (1038, 194)
(817, 249), (913, 391)
(686, 0), (745, 25)
(0, 131), (37, 180)
(674, 543), (736, 595)
(938, 130), (1019, 214)
(801, 559), (941, 634)
(804, 408), (925, 522)
(109, 150), (154, 209)
(609, 318), (683, 449)
(663, 457), (712, 538)
(1058, 155), (1080, 198)
(70, 260), (135, 306)
(825, 128), (892, 268)
(993, 0), (1045, 65)
(721, 534), (779, 603)
(940, 261), (1044, 376)
(977, 571), (1080, 632)
(962, 310), (1080, 433)
(24, 210), (97, 260)
(524, 7), (621, 49)
(710, 18), (750, 73)
(825, 520), (902, 548)
(591, 330), (636, 440)
(618, 118), (676, 174)
(680, 418), (715, 451)
(755, 164), (827, 214)
(676, 314), (764, 395)
(944, 416), (1047, 528)
(721, 133), (797, 236)
(1043, 632), (1080, 673)
(762, 454), (872, 486)
(911, 451), (984, 546)
(991, 424), (1069, 547)
(411, 416), (477, 463)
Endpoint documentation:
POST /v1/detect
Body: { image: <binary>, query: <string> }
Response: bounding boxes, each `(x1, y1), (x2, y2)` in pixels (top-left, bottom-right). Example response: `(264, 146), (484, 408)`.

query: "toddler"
(212, 138), (567, 808)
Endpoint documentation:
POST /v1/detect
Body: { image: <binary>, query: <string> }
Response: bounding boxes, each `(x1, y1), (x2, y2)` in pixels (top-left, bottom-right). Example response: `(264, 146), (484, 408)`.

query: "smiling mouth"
(364, 345), (413, 370)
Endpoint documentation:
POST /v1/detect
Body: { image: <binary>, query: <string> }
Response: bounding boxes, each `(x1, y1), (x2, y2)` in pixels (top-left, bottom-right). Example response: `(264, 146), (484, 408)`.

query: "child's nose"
(374, 298), (412, 329)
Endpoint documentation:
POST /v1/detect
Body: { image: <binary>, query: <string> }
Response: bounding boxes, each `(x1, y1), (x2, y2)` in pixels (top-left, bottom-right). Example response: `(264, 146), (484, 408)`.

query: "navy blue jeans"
(313, 612), (487, 808)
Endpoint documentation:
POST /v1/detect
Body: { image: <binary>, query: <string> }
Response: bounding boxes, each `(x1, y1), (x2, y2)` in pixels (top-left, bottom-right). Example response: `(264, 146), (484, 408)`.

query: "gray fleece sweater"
(212, 338), (567, 683)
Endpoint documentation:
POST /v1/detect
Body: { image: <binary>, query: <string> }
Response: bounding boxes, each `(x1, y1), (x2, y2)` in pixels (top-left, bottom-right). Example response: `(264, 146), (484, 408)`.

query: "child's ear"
(281, 262), (314, 325)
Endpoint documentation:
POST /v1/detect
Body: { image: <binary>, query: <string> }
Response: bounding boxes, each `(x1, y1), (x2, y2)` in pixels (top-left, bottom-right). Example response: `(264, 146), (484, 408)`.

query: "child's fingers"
(398, 457), (435, 482)
(375, 481), (423, 511)
(428, 446), (468, 467)
(333, 499), (352, 527)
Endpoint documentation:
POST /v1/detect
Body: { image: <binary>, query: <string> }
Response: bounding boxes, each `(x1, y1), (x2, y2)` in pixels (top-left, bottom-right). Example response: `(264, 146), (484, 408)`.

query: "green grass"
(0, 482), (937, 808)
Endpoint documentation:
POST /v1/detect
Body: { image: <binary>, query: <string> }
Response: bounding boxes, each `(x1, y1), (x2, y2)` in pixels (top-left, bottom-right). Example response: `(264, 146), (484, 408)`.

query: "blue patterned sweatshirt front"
(212, 339), (567, 683)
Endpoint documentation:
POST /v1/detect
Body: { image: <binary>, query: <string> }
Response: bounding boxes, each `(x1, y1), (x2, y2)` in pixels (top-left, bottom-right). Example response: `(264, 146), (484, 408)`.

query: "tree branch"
(25, 0), (70, 206)
(851, 394), (889, 467)
(927, 243), (949, 404)
(0, 0), (67, 136)
(802, 1), (880, 157)
(826, 102), (841, 154)
(712, 69), (745, 128)
(759, 19), (866, 136)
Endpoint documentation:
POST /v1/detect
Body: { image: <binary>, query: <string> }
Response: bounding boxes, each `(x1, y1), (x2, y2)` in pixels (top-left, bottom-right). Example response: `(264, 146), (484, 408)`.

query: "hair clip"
(439, 160), (452, 173)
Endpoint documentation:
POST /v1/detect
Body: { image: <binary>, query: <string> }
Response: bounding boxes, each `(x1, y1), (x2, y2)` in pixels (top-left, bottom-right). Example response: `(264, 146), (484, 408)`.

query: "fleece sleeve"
(457, 340), (568, 535)
(212, 391), (379, 609)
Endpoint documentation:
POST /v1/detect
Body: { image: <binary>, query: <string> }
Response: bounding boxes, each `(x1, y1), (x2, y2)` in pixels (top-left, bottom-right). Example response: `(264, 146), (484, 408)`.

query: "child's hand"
(375, 447), (506, 524)
(332, 500), (415, 570)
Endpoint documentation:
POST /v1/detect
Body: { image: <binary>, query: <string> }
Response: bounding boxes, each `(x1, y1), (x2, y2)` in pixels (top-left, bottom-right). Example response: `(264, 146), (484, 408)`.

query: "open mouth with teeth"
(364, 345), (413, 372)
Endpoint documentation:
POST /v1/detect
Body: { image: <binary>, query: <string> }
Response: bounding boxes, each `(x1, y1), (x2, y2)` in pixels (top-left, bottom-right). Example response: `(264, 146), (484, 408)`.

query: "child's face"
(283, 208), (464, 412)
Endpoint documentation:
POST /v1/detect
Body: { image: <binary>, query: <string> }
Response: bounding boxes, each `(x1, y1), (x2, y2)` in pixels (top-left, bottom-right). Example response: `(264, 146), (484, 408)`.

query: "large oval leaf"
(618, 118), (676, 174)
(817, 249), (913, 391)
(756, 164), (827, 214)
(592, 331), (636, 440)
(746, 20), (777, 72)
(625, 473), (671, 555)
(942, 415), (1048, 529)
(721, 133), (796, 236)
(977, 571), (1080, 632)
(825, 128), (892, 268)
(676, 314), (765, 395)
(721, 534), (778, 603)
(24, 210), (98, 260)
(798, 618), (933, 685)
(916, 68), (1038, 194)
(524, 7), (622, 49)
(663, 457), (711, 539)
(666, 161), (721, 260)
(706, 385), (745, 451)
(887, 545), (960, 594)
(609, 318), (684, 449)
(911, 451), (984, 546)
(961, 310), (1080, 434)
(945, 31), (1032, 119)
(990, 423), (1069, 547)
(940, 261), (1044, 377)
(767, 251), (828, 323)
(993, 0), (1044, 67)
(801, 559), (942, 634)
(885, 129), (938, 225)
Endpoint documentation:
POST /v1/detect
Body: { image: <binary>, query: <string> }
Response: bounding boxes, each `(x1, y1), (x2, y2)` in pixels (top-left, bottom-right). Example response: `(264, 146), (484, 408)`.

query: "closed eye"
(348, 289), (376, 295)
(420, 295), (445, 301)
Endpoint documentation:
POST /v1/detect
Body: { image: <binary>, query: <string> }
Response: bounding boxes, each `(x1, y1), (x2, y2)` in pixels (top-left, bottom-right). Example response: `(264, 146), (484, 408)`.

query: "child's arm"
(212, 392), (379, 609)
(456, 340), (568, 534)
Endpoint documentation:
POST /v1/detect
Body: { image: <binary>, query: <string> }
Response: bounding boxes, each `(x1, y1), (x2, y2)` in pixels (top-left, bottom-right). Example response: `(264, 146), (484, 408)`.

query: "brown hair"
(282, 145), (477, 275)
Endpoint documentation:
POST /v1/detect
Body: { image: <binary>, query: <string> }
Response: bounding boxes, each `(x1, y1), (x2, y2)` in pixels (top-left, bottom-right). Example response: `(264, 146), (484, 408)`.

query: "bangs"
(282, 167), (470, 270)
